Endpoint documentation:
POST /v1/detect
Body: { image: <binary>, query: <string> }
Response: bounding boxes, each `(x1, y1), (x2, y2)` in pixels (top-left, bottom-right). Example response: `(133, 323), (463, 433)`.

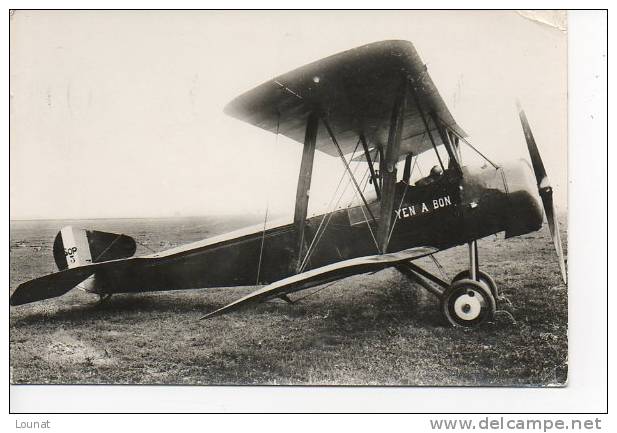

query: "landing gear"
(452, 270), (498, 300)
(396, 240), (500, 327)
(441, 279), (496, 327)
(453, 240), (499, 299)
(277, 294), (294, 304)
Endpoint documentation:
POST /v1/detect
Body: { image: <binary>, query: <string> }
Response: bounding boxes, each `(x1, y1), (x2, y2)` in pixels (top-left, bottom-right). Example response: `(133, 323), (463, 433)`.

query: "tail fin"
(52, 226), (136, 271)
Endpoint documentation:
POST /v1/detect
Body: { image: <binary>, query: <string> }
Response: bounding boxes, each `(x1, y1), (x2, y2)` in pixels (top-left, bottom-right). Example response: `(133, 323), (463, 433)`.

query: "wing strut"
(437, 115), (499, 169)
(402, 153), (413, 184)
(377, 146), (385, 190)
(408, 83), (446, 173)
(431, 113), (463, 175)
(449, 131), (461, 162)
(359, 134), (381, 200)
(377, 78), (408, 254)
(293, 111), (319, 272)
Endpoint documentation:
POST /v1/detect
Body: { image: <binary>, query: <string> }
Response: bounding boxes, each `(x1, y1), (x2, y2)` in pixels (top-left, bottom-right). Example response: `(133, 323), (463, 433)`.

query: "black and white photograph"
(10, 9), (571, 391)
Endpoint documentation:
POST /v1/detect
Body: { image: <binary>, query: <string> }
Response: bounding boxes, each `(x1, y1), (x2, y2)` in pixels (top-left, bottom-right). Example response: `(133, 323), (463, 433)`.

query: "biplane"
(10, 40), (566, 327)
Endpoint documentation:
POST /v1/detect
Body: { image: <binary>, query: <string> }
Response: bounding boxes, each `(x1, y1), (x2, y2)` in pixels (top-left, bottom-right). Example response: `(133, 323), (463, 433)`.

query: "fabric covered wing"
(224, 40), (465, 159)
(201, 246), (437, 319)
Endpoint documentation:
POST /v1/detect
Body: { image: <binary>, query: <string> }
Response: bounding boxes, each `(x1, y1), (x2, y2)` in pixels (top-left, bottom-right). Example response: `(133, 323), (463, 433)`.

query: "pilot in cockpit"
(415, 165), (444, 186)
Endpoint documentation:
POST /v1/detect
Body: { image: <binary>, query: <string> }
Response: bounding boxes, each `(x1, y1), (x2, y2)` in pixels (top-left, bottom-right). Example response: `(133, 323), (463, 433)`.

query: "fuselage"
(89, 159), (543, 295)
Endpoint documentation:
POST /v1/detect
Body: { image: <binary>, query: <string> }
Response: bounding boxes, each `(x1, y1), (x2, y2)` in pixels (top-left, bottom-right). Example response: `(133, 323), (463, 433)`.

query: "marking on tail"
(60, 226), (93, 268)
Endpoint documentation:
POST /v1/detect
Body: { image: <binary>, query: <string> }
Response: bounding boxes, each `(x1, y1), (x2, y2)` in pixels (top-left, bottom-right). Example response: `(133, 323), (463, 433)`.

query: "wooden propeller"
(517, 101), (567, 284)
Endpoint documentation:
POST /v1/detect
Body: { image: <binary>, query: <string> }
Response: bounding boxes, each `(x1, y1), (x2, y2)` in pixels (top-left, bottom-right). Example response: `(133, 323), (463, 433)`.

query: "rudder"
(53, 226), (137, 271)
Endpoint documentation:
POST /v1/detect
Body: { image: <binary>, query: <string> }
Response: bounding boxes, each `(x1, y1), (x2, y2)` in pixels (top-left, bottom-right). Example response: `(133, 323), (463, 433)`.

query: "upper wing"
(224, 40), (465, 159)
(201, 246), (437, 319)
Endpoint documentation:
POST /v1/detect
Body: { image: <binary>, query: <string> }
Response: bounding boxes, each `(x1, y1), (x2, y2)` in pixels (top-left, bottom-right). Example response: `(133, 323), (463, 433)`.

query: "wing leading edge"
(200, 246), (437, 319)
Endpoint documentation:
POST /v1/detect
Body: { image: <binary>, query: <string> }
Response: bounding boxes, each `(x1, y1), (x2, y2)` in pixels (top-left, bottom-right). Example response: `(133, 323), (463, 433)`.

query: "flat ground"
(9, 216), (567, 386)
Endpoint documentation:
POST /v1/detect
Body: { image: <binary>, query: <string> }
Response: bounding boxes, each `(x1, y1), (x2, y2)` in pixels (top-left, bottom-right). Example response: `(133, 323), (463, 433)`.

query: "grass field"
(9, 216), (567, 386)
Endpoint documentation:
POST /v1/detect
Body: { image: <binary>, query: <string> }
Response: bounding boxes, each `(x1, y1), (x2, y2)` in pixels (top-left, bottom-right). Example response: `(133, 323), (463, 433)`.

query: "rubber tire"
(452, 270), (498, 300)
(441, 278), (496, 327)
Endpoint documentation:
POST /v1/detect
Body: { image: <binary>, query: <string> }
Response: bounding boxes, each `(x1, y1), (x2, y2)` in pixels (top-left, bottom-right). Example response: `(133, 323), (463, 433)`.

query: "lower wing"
(200, 246), (437, 319)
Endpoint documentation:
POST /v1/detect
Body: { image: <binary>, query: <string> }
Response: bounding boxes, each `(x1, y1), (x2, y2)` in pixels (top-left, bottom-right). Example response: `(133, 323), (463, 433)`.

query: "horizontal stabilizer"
(10, 255), (148, 306)
(201, 246), (437, 319)
(10, 266), (97, 306)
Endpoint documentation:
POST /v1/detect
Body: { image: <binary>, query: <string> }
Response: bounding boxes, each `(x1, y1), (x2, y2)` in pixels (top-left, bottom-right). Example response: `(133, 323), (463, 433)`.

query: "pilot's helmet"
(430, 165), (443, 177)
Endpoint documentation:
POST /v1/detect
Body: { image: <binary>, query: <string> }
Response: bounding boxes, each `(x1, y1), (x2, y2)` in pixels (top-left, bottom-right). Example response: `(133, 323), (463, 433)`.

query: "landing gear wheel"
(452, 270), (498, 300)
(441, 279), (496, 327)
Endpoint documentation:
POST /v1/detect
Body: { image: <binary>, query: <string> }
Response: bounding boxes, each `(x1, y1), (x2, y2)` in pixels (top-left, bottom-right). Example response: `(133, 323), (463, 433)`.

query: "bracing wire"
(255, 112), (281, 283)
(453, 130), (499, 169)
(433, 115), (499, 169)
(322, 118), (377, 224)
(386, 182), (410, 247)
(357, 202), (380, 252)
(299, 138), (363, 272)
(255, 203), (269, 284)
(346, 165), (371, 208)
(386, 156), (417, 246)
(92, 234), (123, 262)
(430, 254), (449, 281)
(301, 139), (360, 253)
(345, 164), (380, 252)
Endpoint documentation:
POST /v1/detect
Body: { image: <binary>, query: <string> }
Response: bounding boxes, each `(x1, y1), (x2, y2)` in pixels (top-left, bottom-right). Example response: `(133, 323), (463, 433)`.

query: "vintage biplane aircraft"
(10, 40), (566, 327)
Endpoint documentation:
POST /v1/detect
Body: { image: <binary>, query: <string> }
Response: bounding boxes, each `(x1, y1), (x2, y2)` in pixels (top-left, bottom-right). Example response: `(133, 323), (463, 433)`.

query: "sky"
(9, 10), (567, 220)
